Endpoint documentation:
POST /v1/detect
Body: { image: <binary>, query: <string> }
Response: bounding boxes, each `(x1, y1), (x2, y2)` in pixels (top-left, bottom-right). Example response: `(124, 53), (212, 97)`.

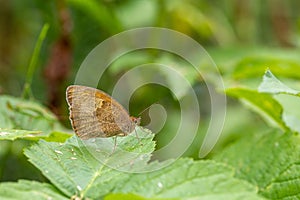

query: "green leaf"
(112, 158), (264, 200)
(24, 129), (156, 199)
(42, 131), (73, 142)
(0, 129), (71, 142)
(0, 180), (67, 200)
(24, 128), (264, 199)
(226, 88), (288, 131)
(282, 113), (300, 134)
(105, 193), (178, 200)
(0, 95), (60, 130)
(258, 70), (300, 96)
(67, 0), (121, 33)
(215, 131), (300, 199)
(0, 128), (42, 140)
(25, 130), (264, 199)
(258, 70), (300, 133)
(232, 56), (300, 80)
(0, 95), (71, 141)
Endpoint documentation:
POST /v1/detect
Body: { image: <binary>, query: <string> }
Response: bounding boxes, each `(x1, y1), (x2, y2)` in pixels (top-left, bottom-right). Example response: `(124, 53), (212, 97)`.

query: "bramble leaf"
(24, 129), (156, 199)
(0, 180), (67, 200)
(24, 131), (263, 199)
(0, 95), (71, 142)
(0, 129), (42, 140)
(111, 158), (264, 200)
(215, 130), (300, 199)
(226, 88), (288, 131)
(258, 70), (300, 133)
(258, 70), (300, 96)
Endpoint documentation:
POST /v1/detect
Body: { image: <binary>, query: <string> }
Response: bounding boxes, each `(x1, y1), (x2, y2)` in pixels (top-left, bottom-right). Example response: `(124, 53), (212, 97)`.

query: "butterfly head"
(131, 116), (141, 126)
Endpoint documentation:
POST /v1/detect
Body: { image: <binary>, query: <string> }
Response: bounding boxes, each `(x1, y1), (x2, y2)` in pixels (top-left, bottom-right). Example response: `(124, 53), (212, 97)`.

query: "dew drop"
(77, 185), (82, 191)
(0, 132), (9, 136)
(71, 149), (77, 156)
(27, 134), (35, 137)
(45, 170), (49, 174)
(54, 150), (63, 155)
(157, 182), (163, 188)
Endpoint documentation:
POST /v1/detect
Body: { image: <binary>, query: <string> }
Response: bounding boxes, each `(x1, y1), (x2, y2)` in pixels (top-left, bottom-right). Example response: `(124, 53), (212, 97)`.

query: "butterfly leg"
(134, 127), (143, 146)
(111, 136), (117, 155)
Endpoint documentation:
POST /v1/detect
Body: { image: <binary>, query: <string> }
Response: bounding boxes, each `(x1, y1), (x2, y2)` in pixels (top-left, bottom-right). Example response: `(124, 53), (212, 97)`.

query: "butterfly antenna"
(136, 101), (160, 117)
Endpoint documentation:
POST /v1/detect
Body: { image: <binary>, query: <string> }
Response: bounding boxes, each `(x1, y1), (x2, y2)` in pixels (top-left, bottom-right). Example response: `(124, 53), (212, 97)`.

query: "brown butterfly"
(66, 85), (141, 139)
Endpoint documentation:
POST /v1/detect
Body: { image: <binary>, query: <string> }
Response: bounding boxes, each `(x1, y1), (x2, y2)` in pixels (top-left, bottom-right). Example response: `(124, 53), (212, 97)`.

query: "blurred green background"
(0, 0), (300, 182)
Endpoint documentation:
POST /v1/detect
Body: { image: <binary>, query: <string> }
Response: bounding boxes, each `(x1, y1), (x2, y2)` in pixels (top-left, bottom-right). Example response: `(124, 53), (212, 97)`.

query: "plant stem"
(22, 23), (50, 99)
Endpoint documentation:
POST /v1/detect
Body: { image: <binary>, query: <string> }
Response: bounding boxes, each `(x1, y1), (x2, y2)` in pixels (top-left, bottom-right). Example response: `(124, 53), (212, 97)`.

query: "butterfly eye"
(130, 116), (140, 125)
(135, 117), (141, 125)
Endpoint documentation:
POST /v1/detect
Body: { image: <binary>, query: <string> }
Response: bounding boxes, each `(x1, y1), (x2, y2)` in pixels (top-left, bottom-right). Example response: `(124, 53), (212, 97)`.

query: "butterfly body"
(66, 85), (140, 139)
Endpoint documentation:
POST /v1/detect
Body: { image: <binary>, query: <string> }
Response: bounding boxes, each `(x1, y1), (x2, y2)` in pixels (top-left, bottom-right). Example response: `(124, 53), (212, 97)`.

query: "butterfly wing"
(66, 85), (135, 139)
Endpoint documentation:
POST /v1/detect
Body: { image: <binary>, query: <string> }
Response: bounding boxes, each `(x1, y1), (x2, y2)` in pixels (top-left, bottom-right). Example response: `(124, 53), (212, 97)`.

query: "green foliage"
(1, 1), (300, 199)
(258, 70), (300, 96)
(67, 0), (122, 33)
(0, 180), (67, 200)
(226, 70), (300, 133)
(22, 23), (49, 99)
(0, 95), (70, 138)
(0, 95), (71, 181)
(1, 69), (300, 199)
(217, 70), (300, 199)
(104, 193), (177, 200)
(0, 129), (42, 141)
(216, 131), (300, 199)
(226, 88), (287, 131)
(22, 135), (263, 199)
(258, 70), (300, 134)
(23, 131), (155, 199)
(233, 57), (300, 80)
(112, 158), (262, 199)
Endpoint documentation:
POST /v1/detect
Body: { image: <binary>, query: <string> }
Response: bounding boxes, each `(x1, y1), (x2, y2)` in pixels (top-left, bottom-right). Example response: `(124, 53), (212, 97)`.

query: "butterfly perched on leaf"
(66, 85), (140, 139)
